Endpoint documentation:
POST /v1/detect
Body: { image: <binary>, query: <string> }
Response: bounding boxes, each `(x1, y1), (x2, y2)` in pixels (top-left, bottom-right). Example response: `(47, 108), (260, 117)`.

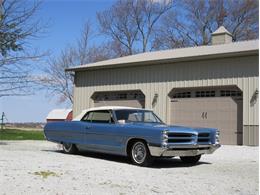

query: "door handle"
(85, 126), (91, 129)
(201, 112), (204, 119)
(205, 112), (207, 119)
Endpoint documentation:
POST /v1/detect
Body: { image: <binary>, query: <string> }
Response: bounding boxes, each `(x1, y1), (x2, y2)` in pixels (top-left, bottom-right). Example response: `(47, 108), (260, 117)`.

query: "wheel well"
(126, 138), (148, 157)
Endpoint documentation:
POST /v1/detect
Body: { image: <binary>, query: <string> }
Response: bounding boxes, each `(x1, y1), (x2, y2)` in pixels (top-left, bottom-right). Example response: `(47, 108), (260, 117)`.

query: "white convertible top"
(73, 106), (148, 121)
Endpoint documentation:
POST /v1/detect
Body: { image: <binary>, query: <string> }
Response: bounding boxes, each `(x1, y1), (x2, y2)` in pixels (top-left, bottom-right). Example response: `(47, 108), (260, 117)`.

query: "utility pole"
(1, 112), (5, 130)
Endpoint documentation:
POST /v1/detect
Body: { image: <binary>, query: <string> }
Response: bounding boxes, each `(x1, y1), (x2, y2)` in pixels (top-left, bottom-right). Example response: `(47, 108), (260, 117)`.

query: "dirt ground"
(0, 141), (258, 195)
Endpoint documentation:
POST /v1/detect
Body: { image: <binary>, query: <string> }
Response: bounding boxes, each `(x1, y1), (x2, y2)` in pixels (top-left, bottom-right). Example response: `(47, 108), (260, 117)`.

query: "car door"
(81, 110), (124, 154)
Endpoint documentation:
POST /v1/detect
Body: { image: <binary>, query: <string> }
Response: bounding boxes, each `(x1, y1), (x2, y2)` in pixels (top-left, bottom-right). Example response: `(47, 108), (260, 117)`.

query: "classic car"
(44, 106), (220, 166)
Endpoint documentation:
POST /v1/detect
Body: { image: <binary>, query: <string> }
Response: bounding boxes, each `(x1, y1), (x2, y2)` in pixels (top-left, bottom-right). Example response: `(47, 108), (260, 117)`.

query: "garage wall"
(73, 55), (259, 145)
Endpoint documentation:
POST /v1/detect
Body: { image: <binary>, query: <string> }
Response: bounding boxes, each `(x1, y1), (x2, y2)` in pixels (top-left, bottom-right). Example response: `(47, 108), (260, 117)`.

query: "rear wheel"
(180, 155), (201, 164)
(130, 141), (153, 166)
(62, 143), (78, 154)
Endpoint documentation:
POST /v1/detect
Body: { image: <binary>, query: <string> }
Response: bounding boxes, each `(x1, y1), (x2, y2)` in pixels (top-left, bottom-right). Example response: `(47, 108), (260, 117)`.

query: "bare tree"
(132, 0), (174, 52)
(97, 0), (139, 56)
(154, 0), (259, 50)
(38, 22), (115, 104)
(40, 48), (76, 104)
(87, 40), (127, 62)
(0, 0), (46, 97)
(97, 0), (173, 55)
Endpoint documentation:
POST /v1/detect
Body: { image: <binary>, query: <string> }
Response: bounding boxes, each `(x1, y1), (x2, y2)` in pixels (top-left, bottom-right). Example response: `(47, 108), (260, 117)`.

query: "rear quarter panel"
(44, 121), (86, 144)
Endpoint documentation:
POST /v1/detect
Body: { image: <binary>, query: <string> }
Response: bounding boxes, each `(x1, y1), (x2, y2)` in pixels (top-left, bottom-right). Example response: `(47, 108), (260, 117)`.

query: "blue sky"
(0, 0), (116, 122)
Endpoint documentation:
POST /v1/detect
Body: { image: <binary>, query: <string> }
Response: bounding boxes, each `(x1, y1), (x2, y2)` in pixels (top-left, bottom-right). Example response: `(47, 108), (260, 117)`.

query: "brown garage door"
(92, 90), (145, 108)
(170, 89), (243, 145)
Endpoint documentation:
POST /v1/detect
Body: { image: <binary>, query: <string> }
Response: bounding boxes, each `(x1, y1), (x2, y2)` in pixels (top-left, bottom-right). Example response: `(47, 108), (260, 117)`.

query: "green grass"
(32, 171), (59, 179)
(0, 129), (45, 140)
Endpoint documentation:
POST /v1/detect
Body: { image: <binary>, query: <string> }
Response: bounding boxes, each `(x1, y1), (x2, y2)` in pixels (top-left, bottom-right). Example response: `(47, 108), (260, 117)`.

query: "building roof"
(46, 109), (72, 120)
(212, 26), (232, 36)
(66, 40), (259, 72)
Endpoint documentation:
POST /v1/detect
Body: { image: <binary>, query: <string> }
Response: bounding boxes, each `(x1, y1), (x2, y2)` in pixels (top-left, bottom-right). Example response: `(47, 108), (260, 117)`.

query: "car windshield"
(114, 109), (163, 124)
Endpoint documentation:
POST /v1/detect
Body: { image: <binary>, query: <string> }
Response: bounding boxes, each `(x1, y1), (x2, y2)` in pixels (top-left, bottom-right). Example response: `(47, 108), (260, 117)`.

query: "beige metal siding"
(243, 125), (259, 146)
(73, 55), (258, 145)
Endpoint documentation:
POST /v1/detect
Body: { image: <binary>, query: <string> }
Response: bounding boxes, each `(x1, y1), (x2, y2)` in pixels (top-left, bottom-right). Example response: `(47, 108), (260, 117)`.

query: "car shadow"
(151, 158), (211, 168)
(42, 149), (211, 168)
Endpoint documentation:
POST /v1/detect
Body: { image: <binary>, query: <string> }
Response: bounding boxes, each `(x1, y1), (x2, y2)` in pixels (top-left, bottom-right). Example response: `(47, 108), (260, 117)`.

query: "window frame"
(113, 109), (164, 124)
(81, 110), (115, 124)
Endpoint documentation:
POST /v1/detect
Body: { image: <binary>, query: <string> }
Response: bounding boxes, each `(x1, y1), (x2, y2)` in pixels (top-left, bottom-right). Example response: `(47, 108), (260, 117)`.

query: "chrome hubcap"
(132, 142), (146, 164)
(63, 143), (72, 151)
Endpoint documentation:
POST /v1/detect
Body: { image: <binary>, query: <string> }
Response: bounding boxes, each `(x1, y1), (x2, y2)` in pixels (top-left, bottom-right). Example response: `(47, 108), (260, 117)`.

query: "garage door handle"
(201, 112), (207, 119)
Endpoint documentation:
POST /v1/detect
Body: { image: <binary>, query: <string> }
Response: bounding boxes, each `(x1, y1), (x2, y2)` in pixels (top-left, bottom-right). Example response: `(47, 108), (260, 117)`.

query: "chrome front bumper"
(148, 144), (221, 157)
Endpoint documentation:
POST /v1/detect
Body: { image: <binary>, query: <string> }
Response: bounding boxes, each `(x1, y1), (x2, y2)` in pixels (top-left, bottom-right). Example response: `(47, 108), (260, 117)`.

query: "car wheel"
(180, 155), (201, 164)
(130, 141), (153, 166)
(62, 143), (78, 154)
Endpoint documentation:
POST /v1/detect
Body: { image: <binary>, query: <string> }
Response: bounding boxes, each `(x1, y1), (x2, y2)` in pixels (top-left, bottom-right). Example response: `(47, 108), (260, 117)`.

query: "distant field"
(5, 127), (43, 131)
(0, 129), (45, 140)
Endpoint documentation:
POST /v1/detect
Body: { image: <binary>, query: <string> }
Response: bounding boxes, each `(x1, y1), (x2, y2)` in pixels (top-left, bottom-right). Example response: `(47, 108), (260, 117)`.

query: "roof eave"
(65, 49), (258, 72)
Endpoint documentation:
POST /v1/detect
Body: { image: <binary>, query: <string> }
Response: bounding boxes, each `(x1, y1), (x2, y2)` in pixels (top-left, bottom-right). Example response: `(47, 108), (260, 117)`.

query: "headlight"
(162, 130), (169, 148)
(215, 130), (220, 144)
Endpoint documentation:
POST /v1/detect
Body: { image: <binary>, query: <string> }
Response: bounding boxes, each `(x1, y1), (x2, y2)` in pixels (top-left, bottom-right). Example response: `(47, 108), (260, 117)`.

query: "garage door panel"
(171, 97), (242, 145)
(92, 90), (145, 109)
(94, 100), (144, 108)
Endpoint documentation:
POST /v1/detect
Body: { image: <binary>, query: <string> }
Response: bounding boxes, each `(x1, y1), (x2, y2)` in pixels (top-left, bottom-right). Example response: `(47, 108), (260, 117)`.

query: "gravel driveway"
(0, 141), (258, 195)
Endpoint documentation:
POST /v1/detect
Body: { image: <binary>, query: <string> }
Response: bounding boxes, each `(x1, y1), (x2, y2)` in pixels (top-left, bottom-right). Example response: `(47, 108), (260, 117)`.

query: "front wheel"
(62, 143), (78, 154)
(180, 155), (201, 164)
(130, 141), (153, 166)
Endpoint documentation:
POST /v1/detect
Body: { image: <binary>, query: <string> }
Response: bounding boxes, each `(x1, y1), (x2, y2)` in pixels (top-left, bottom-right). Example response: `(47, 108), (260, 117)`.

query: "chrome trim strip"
(148, 144), (220, 157)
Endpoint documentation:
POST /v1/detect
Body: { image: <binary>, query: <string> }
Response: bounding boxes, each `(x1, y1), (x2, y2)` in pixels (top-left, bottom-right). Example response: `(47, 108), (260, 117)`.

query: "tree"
(38, 22), (118, 104)
(0, 0), (45, 97)
(97, 0), (174, 55)
(131, 0), (174, 52)
(40, 48), (75, 104)
(153, 0), (259, 50)
(38, 22), (91, 104)
(97, 0), (139, 56)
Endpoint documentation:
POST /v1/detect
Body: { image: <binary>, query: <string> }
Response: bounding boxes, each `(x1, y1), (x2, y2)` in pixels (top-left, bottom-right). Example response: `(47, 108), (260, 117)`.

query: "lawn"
(0, 129), (45, 140)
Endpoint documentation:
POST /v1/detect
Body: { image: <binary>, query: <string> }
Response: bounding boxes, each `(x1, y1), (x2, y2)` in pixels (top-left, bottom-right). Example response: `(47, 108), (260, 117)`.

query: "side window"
(128, 112), (142, 122)
(82, 110), (114, 123)
(81, 112), (93, 122)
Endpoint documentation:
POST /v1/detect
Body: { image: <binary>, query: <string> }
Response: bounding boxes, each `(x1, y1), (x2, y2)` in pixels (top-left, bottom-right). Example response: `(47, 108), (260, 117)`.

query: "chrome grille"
(198, 132), (210, 143)
(167, 132), (194, 143)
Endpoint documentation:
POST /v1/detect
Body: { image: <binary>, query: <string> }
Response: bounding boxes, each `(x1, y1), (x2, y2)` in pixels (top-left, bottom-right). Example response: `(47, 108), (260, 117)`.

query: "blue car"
(44, 106), (220, 166)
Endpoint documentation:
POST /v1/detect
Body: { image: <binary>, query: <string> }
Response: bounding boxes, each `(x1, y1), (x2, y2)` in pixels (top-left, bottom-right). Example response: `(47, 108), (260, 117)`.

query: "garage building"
(67, 26), (259, 146)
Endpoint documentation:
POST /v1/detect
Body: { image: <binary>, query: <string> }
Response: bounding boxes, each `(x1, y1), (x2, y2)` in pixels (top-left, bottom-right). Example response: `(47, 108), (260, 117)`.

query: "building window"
(220, 90), (242, 97)
(195, 91), (215, 97)
(117, 93), (127, 99)
(173, 92), (191, 98)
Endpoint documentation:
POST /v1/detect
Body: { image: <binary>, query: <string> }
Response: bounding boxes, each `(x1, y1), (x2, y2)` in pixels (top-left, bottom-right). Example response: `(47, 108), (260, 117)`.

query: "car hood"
(127, 122), (217, 133)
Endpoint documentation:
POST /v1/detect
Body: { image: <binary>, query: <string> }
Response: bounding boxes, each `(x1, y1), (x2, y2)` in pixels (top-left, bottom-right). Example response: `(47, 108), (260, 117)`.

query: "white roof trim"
(67, 40), (258, 71)
(73, 106), (149, 121)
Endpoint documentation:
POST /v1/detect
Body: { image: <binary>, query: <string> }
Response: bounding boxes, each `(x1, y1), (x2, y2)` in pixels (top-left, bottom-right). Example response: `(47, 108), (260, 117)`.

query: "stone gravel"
(0, 141), (258, 195)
